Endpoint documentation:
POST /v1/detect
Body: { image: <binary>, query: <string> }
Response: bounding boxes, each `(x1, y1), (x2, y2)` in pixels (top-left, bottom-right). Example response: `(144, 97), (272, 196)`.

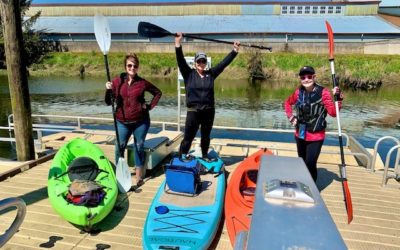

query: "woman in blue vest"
(175, 32), (240, 160)
(284, 66), (343, 182)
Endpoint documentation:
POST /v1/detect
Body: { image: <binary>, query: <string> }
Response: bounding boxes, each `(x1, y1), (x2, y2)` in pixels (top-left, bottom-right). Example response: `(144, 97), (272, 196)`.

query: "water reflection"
(246, 79), (263, 109)
(0, 75), (399, 162)
(1, 75), (399, 129)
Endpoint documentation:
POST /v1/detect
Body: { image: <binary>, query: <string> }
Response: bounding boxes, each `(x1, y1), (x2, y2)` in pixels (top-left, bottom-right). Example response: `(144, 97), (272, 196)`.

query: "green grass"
(2, 52), (400, 86)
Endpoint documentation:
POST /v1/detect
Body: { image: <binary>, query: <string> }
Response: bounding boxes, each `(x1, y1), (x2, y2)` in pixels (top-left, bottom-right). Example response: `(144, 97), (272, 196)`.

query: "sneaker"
(201, 155), (211, 163)
(181, 154), (193, 161)
(136, 179), (144, 187)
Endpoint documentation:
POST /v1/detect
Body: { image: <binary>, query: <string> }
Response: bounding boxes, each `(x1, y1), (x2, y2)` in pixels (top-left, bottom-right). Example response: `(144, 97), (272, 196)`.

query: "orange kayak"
(224, 148), (273, 246)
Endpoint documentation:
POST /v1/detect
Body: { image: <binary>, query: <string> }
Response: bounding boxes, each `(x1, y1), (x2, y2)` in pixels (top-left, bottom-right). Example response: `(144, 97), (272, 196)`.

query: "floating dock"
(1, 130), (400, 250)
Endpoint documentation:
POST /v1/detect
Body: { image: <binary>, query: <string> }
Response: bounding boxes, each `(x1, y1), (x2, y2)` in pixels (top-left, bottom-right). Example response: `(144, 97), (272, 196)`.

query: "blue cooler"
(165, 157), (201, 195)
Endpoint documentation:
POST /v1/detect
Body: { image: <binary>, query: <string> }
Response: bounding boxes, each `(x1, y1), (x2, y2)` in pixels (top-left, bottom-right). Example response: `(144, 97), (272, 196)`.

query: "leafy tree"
(0, 40), (4, 68)
(0, 0), (56, 69)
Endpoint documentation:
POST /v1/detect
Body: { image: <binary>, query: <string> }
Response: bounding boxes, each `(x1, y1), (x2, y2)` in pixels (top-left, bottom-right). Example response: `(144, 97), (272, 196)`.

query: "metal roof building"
(32, 15), (400, 41)
(30, 0), (355, 4)
(379, 0), (398, 6)
(26, 0), (400, 51)
(379, 0), (400, 16)
(29, 0), (381, 17)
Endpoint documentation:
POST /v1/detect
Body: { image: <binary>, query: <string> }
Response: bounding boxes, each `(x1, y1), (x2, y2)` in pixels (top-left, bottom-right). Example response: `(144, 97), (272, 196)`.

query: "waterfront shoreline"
(2, 52), (400, 87)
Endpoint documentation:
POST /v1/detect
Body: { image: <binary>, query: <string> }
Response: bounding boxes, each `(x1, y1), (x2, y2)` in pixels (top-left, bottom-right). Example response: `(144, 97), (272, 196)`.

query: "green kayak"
(48, 138), (118, 229)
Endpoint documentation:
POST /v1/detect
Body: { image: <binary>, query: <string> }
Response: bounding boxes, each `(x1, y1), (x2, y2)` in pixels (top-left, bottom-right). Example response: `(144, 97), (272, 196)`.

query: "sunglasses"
(127, 64), (138, 69)
(196, 59), (207, 64)
(300, 75), (314, 80)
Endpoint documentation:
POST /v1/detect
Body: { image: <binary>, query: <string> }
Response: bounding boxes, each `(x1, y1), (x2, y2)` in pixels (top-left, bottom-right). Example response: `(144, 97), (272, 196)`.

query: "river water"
(0, 75), (399, 167)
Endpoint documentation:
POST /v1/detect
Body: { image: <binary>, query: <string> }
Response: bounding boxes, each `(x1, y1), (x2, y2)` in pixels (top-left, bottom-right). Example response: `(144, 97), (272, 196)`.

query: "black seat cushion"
(68, 157), (100, 181)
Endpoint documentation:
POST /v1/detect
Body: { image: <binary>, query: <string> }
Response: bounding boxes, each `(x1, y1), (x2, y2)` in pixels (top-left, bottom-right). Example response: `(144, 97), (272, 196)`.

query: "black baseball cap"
(299, 66), (315, 76)
(195, 52), (207, 62)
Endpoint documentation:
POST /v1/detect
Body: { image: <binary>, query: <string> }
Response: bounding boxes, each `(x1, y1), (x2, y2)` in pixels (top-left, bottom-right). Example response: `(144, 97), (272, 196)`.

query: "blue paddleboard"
(143, 150), (225, 250)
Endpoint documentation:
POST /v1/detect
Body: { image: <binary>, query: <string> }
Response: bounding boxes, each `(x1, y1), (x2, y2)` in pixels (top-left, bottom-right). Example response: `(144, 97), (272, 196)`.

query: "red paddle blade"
(343, 180), (353, 224)
(325, 21), (334, 60)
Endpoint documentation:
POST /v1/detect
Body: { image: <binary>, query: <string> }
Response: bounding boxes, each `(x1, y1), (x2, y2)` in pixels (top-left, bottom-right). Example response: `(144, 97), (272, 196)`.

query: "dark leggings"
(295, 137), (324, 182)
(179, 108), (215, 157)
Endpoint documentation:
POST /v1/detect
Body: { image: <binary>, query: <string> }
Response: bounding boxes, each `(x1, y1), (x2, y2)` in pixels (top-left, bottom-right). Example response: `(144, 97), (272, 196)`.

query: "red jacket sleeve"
(145, 81), (162, 110)
(322, 88), (342, 117)
(284, 89), (299, 119)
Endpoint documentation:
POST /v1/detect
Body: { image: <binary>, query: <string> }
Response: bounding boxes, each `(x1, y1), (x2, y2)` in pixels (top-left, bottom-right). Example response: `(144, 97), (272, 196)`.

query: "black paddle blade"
(138, 22), (173, 38)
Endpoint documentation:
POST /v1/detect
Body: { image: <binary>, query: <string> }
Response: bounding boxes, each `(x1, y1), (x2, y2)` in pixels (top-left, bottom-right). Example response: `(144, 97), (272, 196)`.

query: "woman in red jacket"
(105, 53), (162, 186)
(284, 66), (343, 182)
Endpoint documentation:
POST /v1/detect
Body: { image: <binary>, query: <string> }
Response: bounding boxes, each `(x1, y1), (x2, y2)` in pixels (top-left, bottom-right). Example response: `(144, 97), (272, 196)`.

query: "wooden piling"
(0, 0), (35, 161)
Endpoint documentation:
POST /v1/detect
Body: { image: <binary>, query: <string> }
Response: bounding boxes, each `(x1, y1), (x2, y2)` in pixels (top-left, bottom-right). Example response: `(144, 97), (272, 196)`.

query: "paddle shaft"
(103, 54), (123, 158)
(330, 58), (347, 171)
(95, 15), (132, 193)
(329, 59), (346, 166)
(183, 34), (272, 51)
(326, 21), (353, 224)
(94, 14), (125, 158)
(138, 22), (272, 51)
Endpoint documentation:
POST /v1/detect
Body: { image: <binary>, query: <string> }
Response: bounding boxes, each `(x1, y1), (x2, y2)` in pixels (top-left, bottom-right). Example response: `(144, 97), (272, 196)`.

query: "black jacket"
(175, 46), (237, 109)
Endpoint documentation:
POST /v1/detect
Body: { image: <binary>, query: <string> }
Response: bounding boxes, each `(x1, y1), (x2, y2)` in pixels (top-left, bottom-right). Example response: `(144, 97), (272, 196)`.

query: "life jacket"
(66, 179), (106, 207)
(295, 84), (327, 132)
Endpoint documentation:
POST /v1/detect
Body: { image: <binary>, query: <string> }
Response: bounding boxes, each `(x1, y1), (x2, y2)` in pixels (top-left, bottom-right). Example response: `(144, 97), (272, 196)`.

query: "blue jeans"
(115, 119), (150, 168)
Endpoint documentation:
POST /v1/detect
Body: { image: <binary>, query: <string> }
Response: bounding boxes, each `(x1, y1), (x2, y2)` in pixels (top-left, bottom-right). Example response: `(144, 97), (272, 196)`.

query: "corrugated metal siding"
(31, 0), (333, 5)
(345, 0), (379, 2)
(30, 15), (400, 34)
(379, 0), (398, 7)
(27, 4), (380, 17)
(273, 5), (281, 15)
(379, 7), (400, 17)
(345, 4), (378, 15)
(26, 5), (244, 16)
(241, 5), (275, 15)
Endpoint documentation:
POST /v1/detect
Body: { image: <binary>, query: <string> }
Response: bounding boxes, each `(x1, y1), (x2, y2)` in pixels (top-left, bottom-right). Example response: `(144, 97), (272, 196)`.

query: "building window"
(297, 6), (303, 14)
(280, 5), (341, 15)
(289, 6), (295, 14)
(282, 6), (287, 14)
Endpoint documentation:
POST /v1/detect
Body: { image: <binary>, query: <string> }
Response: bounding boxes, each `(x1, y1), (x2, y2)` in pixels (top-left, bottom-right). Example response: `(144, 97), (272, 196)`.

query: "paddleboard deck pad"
(143, 150), (225, 250)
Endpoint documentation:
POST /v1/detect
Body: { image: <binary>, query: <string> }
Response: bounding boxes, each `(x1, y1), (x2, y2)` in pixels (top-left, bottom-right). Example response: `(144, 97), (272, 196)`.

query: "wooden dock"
(1, 131), (399, 250)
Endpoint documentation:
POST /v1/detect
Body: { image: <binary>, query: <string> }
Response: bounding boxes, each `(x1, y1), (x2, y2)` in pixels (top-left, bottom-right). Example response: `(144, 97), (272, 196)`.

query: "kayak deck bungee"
(48, 138), (118, 230)
(224, 148), (273, 246)
(143, 150), (225, 250)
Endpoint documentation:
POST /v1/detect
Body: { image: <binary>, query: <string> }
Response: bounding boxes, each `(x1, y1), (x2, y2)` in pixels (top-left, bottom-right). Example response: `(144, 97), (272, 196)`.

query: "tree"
(0, 0), (52, 69)
(0, 0), (35, 161)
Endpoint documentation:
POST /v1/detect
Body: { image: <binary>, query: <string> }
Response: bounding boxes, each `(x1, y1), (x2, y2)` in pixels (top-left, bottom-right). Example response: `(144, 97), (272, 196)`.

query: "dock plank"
(1, 135), (399, 249)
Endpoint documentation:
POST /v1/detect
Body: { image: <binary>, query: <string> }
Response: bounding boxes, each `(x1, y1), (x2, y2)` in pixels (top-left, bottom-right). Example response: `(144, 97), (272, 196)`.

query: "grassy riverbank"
(1, 52), (400, 87)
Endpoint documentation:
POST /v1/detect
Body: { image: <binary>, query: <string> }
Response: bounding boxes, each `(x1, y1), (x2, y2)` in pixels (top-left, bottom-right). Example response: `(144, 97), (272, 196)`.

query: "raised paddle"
(138, 21), (272, 51)
(325, 21), (353, 224)
(94, 14), (132, 193)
